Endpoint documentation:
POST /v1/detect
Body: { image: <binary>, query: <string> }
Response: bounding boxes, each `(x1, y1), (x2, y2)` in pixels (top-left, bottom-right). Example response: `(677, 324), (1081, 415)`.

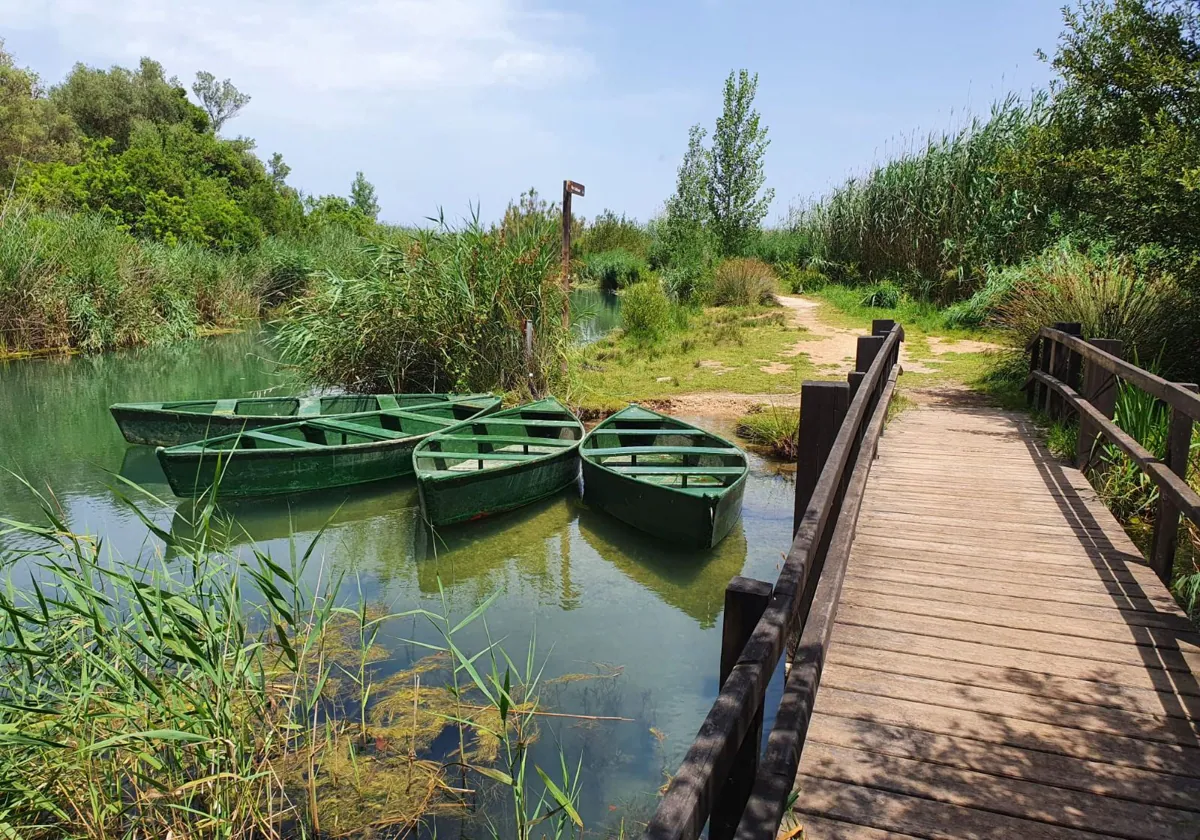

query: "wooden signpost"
(562, 180), (585, 372)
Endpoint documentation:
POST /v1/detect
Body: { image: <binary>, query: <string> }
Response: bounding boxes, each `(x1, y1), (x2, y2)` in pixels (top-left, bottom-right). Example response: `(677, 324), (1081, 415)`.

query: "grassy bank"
(0, 205), (372, 358)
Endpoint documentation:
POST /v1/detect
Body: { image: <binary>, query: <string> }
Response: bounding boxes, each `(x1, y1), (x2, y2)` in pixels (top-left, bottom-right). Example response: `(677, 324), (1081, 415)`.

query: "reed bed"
(0, 481), (586, 839)
(276, 207), (568, 396)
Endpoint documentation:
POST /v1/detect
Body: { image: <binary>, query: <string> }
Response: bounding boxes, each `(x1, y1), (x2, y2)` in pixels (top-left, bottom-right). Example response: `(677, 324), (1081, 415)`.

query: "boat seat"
(386, 410), (457, 425)
(377, 395), (400, 411)
(607, 466), (745, 476)
(434, 434), (574, 448)
(213, 399), (239, 415)
(585, 446), (739, 458)
(417, 450), (536, 463)
(243, 430), (323, 449)
(309, 418), (406, 440)
(589, 428), (709, 436)
(297, 397), (322, 416)
(469, 418), (579, 428)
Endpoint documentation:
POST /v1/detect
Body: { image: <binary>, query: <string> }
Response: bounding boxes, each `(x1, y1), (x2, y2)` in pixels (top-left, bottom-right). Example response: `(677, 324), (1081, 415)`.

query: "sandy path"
(662, 296), (1003, 418)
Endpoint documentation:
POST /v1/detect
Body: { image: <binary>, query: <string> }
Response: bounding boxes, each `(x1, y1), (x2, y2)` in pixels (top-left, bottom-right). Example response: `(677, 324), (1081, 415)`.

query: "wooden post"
(847, 371), (865, 401)
(855, 335), (886, 375)
(1047, 322), (1081, 418)
(1027, 336), (1042, 408)
(870, 319), (895, 337)
(710, 576), (774, 840)
(794, 382), (850, 537)
(1076, 338), (1122, 468)
(561, 180), (584, 375)
(1151, 384), (1198, 585)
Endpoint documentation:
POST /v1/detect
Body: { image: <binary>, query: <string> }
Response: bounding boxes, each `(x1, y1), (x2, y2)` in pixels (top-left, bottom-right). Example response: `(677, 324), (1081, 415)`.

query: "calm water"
(571, 287), (622, 344)
(0, 330), (793, 834)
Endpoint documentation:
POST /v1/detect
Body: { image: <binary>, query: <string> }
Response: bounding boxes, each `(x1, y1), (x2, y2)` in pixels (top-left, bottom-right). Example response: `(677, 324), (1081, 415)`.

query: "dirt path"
(662, 296), (1003, 418)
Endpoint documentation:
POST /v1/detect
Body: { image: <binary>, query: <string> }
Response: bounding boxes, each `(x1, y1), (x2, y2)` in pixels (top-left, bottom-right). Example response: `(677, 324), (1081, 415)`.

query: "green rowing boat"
(580, 405), (748, 548)
(413, 398), (584, 527)
(157, 395), (501, 498)
(112, 393), (473, 446)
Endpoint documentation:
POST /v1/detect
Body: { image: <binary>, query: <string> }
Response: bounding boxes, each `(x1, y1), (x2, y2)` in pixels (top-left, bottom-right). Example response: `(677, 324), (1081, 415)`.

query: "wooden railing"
(644, 320), (904, 840)
(1028, 323), (1200, 583)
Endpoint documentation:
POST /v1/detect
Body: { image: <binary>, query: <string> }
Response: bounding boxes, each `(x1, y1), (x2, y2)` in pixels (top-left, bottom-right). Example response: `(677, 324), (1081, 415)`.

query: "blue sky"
(2, 0), (1066, 226)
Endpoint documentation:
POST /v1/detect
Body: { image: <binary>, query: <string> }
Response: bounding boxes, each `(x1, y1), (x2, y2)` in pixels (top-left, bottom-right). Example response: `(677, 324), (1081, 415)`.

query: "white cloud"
(1, 0), (591, 105)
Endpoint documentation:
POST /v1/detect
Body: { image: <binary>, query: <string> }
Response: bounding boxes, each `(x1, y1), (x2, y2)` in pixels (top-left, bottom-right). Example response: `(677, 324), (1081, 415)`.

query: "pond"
(570, 287), (622, 344)
(0, 330), (793, 835)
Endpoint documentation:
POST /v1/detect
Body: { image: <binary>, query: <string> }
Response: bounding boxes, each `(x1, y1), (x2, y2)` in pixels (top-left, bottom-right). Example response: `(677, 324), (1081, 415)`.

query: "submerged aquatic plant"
(0, 477), (589, 839)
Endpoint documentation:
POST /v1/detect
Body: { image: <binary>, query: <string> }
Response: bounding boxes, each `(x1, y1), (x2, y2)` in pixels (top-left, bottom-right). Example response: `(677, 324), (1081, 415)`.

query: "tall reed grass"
(0, 480), (586, 839)
(796, 95), (1048, 300)
(276, 206), (568, 396)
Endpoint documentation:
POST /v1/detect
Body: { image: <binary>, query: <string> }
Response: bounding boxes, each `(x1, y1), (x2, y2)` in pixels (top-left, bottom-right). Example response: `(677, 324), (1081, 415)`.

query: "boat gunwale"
(158, 397), (501, 459)
(110, 392), (468, 420)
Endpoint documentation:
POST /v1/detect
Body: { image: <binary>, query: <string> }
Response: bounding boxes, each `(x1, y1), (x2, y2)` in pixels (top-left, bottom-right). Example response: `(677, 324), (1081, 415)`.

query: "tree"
(0, 41), (79, 188)
(707, 70), (774, 256)
(350, 171), (379, 220)
(267, 152), (291, 187)
(656, 124), (715, 288)
(191, 71), (250, 133)
(51, 58), (205, 151)
(668, 124), (710, 229)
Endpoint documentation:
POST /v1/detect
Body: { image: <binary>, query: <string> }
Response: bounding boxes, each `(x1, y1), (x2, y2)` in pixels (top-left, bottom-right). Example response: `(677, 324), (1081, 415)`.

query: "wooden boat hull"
(582, 458), (747, 549)
(417, 447), (580, 527)
(580, 405), (748, 548)
(413, 398), (584, 527)
(157, 397), (500, 498)
(112, 393), (465, 446)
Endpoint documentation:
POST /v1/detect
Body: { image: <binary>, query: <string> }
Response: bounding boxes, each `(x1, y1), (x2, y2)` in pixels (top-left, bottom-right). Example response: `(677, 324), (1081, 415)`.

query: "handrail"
(644, 322), (904, 840)
(1039, 327), (1200, 422)
(1030, 325), (1199, 584)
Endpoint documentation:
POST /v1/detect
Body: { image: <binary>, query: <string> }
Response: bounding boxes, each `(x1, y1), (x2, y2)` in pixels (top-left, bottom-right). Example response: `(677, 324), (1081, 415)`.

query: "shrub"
(994, 241), (1183, 366)
(620, 280), (673, 343)
(581, 249), (649, 290)
(779, 264), (829, 294)
(711, 258), (777, 306)
(749, 228), (814, 267)
(577, 210), (651, 258)
(859, 280), (903, 309)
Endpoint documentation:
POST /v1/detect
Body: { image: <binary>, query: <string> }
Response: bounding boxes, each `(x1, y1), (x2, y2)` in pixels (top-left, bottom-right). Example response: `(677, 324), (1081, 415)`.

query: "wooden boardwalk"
(788, 391), (1200, 840)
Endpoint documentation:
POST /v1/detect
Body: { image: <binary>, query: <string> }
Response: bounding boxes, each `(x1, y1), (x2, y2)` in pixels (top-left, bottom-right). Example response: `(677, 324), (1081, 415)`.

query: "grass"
(0, 480), (589, 838)
(736, 404), (800, 459)
(573, 305), (816, 410)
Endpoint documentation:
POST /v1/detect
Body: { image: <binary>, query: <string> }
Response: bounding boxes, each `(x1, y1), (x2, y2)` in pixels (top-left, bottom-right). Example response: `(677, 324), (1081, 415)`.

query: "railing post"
(1076, 338), (1123, 468)
(1151, 384), (1198, 585)
(793, 382), (850, 537)
(1048, 322), (1081, 418)
(711, 577), (774, 840)
(1027, 335), (1042, 408)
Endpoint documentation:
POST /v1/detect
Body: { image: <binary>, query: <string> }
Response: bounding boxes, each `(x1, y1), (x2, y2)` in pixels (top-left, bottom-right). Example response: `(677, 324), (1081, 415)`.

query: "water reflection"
(570, 287), (621, 344)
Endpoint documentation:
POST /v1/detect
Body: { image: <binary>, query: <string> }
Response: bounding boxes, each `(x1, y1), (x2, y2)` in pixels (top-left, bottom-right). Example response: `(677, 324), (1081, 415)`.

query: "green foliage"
(619, 280), (675, 344)
(736, 404), (799, 459)
(859, 280), (903, 309)
(708, 70), (774, 257)
(350, 171), (380, 220)
(797, 95), (1048, 298)
(190, 70), (250, 133)
(276, 202), (566, 395)
(748, 227), (813, 267)
(577, 209), (650, 258)
(50, 57), (207, 151)
(779, 264), (829, 294)
(0, 41), (79, 188)
(711, 258), (778, 306)
(995, 240), (1183, 365)
(581, 249), (649, 290)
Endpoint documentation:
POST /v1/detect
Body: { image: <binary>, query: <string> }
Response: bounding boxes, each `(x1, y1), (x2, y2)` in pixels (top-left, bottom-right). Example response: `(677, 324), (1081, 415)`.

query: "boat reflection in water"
(577, 508), (748, 629)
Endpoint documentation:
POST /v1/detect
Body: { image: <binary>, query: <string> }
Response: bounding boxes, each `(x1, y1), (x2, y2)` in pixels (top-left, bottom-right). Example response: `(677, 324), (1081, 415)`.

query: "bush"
(778, 264), (829, 294)
(859, 280), (903, 309)
(577, 210), (650, 258)
(994, 241), (1183, 366)
(748, 228), (814, 267)
(711, 258), (777, 306)
(620, 280), (673, 343)
(581, 249), (649, 290)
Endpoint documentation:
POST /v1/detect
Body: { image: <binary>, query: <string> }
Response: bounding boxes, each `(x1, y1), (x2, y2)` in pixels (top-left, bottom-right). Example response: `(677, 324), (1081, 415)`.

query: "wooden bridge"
(646, 323), (1200, 840)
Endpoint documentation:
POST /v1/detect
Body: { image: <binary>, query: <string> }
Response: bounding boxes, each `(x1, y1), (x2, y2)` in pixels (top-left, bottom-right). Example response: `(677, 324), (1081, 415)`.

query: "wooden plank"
(839, 576), (1196, 632)
(799, 742), (1200, 839)
(310, 418), (406, 439)
(809, 709), (1200, 812)
(820, 663), (1200, 746)
(792, 776), (1112, 840)
(836, 605), (1200, 672)
(586, 445), (739, 457)
(838, 589), (1200, 652)
(852, 541), (1152, 583)
(432, 434), (574, 447)
(813, 686), (1200, 776)
(243, 430), (323, 449)
(787, 815), (923, 840)
(831, 623), (1200, 699)
(609, 466), (745, 476)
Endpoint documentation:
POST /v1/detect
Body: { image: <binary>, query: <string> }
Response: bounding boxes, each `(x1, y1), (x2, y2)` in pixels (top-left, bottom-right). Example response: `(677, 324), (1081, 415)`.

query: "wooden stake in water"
(562, 179), (584, 375)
